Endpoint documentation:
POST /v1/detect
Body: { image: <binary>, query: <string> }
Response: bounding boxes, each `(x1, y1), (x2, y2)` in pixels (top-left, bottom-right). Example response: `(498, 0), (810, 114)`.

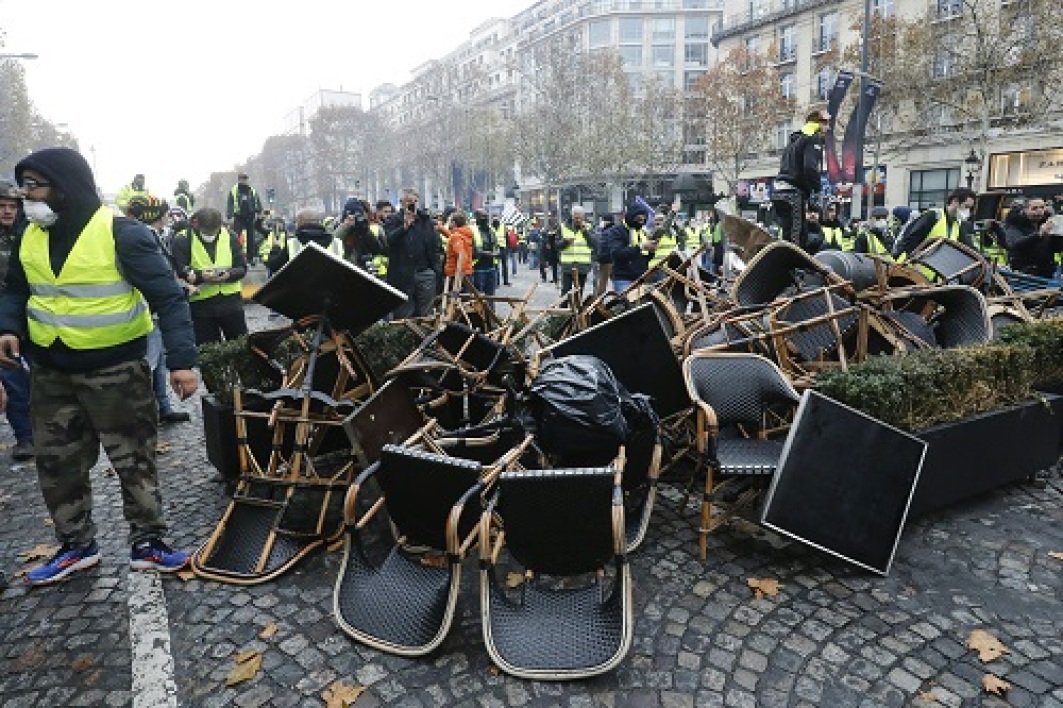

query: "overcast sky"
(1, 0), (533, 196)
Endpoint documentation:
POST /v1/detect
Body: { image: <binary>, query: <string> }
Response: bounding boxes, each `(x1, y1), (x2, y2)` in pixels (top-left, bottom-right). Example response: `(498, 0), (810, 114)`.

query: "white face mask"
(873, 219), (888, 230)
(23, 200), (58, 227)
(956, 208), (971, 221)
(199, 230), (218, 243)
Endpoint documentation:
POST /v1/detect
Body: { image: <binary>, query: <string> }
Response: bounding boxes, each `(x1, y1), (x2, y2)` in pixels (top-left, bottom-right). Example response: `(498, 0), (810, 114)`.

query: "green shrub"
(352, 322), (422, 380)
(996, 318), (1063, 389)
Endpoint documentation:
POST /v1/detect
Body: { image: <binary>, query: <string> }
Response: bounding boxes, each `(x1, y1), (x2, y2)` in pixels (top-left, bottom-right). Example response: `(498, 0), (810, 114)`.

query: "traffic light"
(267, 187), (276, 204)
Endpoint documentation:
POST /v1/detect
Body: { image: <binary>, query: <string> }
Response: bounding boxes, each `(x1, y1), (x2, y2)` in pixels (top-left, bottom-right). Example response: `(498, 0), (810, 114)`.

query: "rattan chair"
(479, 467), (633, 680)
(333, 445), (486, 656)
(682, 352), (801, 559)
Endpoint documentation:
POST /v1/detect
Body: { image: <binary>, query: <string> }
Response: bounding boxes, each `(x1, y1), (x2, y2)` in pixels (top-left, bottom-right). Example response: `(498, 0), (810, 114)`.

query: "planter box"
(909, 394), (1060, 517)
(201, 393), (350, 486)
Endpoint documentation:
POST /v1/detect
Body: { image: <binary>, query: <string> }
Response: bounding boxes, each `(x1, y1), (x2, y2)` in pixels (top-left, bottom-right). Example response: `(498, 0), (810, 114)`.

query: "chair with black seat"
(682, 352), (801, 560)
(479, 467), (633, 680)
(333, 445), (486, 656)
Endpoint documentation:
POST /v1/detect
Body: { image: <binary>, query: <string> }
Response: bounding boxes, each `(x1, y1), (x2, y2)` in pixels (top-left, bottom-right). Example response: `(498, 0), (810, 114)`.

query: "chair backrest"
(376, 445), (483, 549)
(343, 381), (424, 465)
(684, 353), (800, 427)
(496, 468), (616, 576)
(437, 321), (507, 373)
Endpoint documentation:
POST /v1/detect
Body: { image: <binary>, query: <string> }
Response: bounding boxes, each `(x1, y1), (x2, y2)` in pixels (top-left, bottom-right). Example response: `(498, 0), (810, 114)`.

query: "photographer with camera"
(1003, 197), (1060, 279)
(333, 197), (383, 271)
(385, 188), (440, 318)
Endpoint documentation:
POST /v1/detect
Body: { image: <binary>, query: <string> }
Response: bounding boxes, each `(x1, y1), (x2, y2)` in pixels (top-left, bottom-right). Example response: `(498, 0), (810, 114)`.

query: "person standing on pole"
(771, 109), (830, 250)
(225, 173), (261, 255)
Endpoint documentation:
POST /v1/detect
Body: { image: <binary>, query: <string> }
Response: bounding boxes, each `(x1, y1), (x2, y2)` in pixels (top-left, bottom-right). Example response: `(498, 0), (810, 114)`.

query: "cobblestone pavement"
(2, 263), (1061, 707)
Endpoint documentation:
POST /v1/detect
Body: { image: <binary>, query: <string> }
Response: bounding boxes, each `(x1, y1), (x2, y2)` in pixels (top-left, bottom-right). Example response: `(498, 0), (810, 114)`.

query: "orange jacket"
(442, 225), (474, 277)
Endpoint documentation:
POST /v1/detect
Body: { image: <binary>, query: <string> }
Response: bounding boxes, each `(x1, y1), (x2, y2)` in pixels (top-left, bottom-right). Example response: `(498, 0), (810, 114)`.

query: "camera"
(406, 202), (416, 214)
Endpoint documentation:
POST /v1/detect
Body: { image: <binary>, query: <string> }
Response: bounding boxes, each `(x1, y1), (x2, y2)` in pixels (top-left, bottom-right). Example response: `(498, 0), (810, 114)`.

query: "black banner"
(841, 79), (883, 184)
(825, 71), (854, 184)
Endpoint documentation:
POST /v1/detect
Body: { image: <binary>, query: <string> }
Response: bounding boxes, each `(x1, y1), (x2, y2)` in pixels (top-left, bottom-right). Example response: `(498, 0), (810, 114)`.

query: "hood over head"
(15, 147), (102, 241)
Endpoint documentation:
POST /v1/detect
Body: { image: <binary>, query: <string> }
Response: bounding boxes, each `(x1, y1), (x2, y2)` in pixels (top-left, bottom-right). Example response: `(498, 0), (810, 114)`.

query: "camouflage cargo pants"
(31, 359), (167, 546)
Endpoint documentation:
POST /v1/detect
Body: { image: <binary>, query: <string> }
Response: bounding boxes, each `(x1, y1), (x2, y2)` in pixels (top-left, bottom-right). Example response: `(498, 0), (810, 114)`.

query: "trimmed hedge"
(198, 321), (421, 406)
(817, 319), (1062, 432)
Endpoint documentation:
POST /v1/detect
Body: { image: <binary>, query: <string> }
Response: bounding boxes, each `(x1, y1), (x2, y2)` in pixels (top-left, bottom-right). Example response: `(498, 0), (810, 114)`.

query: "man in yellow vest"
(854, 207), (895, 259)
(894, 187), (976, 259)
(558, 205), (598, 297)
(225, 173), (261, 255)
(265, 208), (345, 274)
(115, 173), (148, 214)
(171, 207), (248, 345)
(819, 202), (847, 250)
(0, 148), (198, 584)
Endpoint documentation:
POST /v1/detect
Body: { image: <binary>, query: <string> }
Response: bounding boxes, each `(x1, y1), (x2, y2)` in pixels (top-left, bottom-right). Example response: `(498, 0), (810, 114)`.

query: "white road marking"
(127, 569), (179, 707)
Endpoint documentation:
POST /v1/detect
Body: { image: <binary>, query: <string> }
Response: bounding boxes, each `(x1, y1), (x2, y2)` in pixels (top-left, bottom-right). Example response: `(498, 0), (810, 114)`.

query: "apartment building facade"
(710, 0), (1063, 214)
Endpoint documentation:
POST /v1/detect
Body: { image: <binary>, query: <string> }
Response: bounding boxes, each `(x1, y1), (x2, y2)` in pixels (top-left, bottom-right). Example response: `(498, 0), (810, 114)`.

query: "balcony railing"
(776, 46), (797, 63)
(711, 0), (837, 46)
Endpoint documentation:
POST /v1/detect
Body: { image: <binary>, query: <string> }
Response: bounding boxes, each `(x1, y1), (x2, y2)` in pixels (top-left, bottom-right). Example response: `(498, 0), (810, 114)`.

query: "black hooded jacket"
(265, 222), (333, 273)
(601, 203), (653, 281)
(0, 148), (196, 372)
(1003, 207), (1057, 277)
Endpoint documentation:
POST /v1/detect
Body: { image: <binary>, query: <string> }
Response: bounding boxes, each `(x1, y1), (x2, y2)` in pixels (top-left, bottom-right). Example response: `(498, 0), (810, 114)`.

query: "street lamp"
(964, 150), (982, 190)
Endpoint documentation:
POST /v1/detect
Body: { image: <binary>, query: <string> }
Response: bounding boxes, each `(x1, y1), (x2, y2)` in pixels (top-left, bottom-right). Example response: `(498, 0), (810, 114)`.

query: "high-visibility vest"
(859, 228), (893, 260)
(115, 184), (148, 212)
(22, 206), (153, 349)
(286, 236), (343, 260)
(926, 209), (961, 242)
(649, 231), (678, 268)
(369, 224), (388, 276)
(682, 226), (696, 249)
(559, 224), (593, 265)
(517, 228), (527, 245)
(174, 192), (194, 213)
(495, 224), (507, 249)
(230, 185), (258, 218)
(189, 229), (242, 302)
(258, 230), (286, 260)
(472, 225), (496, 268)
(822, 225), (845, 250)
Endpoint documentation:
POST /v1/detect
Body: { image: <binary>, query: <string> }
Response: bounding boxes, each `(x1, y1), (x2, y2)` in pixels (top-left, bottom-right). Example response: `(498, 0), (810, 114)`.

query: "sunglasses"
(21, 177), (52, 191)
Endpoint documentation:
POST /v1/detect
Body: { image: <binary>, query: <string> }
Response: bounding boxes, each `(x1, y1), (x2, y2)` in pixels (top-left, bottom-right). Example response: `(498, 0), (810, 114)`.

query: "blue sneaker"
(25, 541), (101, 586)
(130, 539), (190, 572)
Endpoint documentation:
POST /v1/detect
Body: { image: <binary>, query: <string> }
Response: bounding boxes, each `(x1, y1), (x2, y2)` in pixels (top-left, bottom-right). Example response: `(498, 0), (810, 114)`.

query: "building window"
(814, 68), (833, 100)
(780, 72), (794, 98)
(627, 71), (642, 92)
(816, 12), (838, 52)
(871, 0), (895, 16)
(775, 121), (793, 149)
(685, 15), (709, 40)
(589, 19), (612, 48)
(931, 50), (952, 78)
(744, 35), (759, 56)
(652, 70), (676, 88)
(652, 44), (675, 67)
(651, 17), (675, 42)
(620, 17), (643, 43)
(778, 24), (796, 61)
(684, 42), (709, 66)
(685, 69), (706, 90)
(935, 0), (960, 18)
(621, 45), (643, 67)
(684, 0), (711, 7)
(909, 168), (960, 210)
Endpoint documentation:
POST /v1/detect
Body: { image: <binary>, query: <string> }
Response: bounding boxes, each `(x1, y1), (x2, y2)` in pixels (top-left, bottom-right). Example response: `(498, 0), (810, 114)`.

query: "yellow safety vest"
(369, 224), (388, 276)
(926, 209), (960, 241)
(650, 230), (678, 268)
(859, 229), (893, 260)
(559, 224), (593, 265)
(258, 230), (285, 260)
(230, 185), (258, 218)
(286, 236), (343, 260)
(822, 226), (845, 250)
(189, 229), (242, 302)
(22, 206), (153, 349)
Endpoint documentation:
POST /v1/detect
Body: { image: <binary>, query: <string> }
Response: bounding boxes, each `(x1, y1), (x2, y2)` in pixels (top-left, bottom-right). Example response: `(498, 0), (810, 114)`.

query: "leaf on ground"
(11, 644), (47, 672)
(71, 655), (95, 672)
(156, 441), (173, 455)
(916, 689), (938, 703)
(224, 650), (262, 687)
(487, 664), (501, 676)
(747, 577), (782, 599)
(19, 543), (59, 562)
(176, 570), (196, 582)
(1048, 551), (1063, 561)
(966, 629), (1009, 663)
(505, 572), (525, 589)
(101, 467), (115, 477)
(981, 673), (1010, 696)
(321, 679), (366, 707)
(42, 517), (54, 527)
(418, 554), (447, 568)
(258, 622), (279, 640)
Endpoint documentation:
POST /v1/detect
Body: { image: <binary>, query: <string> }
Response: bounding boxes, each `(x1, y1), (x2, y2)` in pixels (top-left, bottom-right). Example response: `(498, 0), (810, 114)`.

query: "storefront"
(988, 147), (1063, 206)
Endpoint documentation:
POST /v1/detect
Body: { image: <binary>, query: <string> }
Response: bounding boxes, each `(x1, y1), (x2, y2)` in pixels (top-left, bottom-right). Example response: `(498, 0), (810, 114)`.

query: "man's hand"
(170, 369), (199, 400)
(0, 334), (20, 369)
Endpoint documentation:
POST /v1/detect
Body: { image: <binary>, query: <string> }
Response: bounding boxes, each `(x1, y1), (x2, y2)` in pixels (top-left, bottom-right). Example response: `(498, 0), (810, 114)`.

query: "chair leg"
(698, 465), (715, 561)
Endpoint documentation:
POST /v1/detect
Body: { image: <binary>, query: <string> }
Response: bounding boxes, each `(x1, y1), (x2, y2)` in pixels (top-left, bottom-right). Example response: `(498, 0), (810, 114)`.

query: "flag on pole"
(501, 205), (528, 227)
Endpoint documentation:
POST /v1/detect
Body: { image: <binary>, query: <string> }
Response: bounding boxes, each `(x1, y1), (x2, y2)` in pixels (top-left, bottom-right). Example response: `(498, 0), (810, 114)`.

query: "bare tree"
(689, 45), (792, 195)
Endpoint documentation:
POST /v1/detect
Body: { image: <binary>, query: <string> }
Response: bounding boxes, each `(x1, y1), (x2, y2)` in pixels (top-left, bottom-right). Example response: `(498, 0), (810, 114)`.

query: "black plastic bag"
(529, 355), (657, 458)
